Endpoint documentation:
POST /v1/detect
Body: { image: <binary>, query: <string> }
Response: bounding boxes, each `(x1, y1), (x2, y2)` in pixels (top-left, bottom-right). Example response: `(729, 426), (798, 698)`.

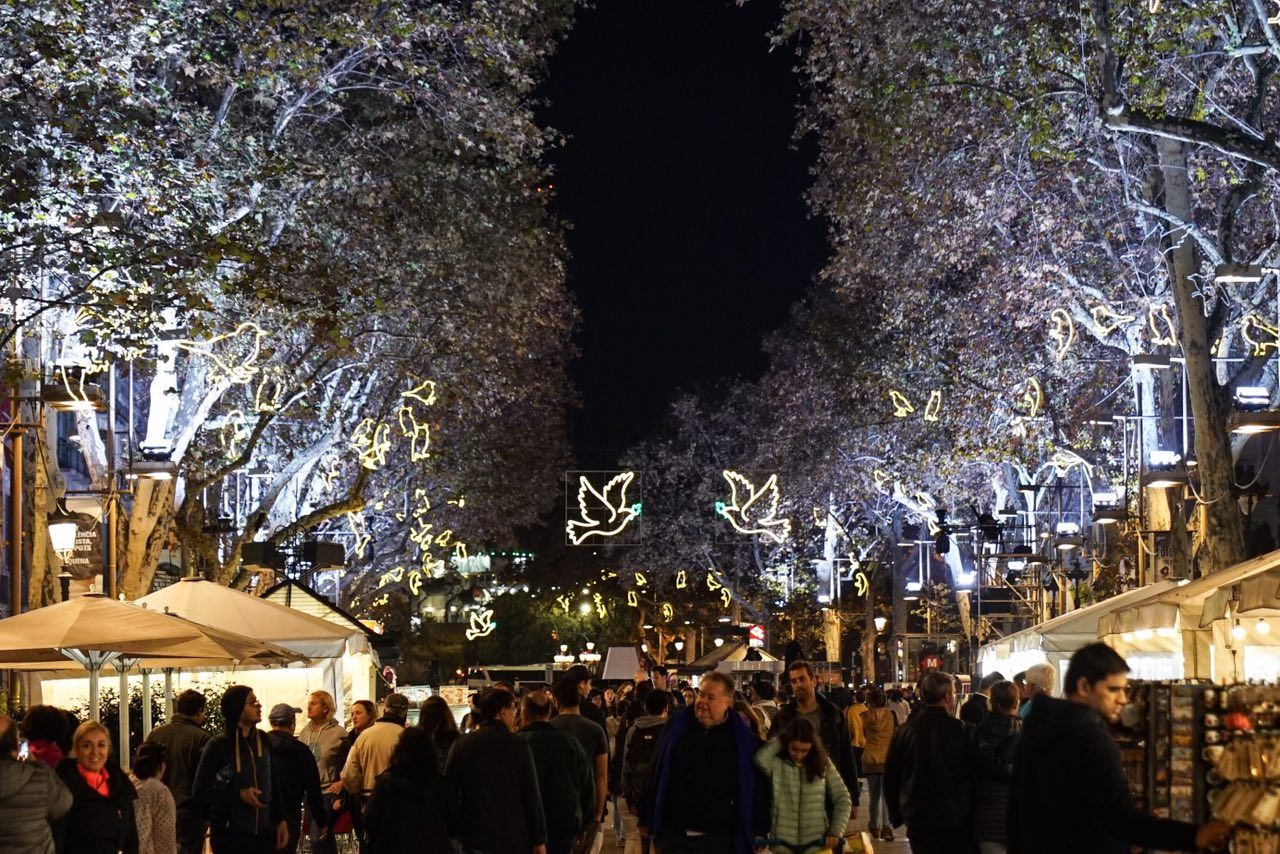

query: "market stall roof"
(262, 579), (392, 661)
(985, 581), (1181, 657)
(688, 640), (778, 670)
(1102, 547), (1280, 633)
(137, 577), (367, 658)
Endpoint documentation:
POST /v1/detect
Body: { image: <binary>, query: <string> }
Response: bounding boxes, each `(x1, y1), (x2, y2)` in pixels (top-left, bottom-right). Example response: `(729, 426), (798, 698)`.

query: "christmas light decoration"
(465, 609), (496, 641)
(397, 404), (432, 462)
(219, 409), (250, 457)
(706, 572), (722, 591)
(627, 590), (638, 607)
(872, 470), (892, 492)
(173, 322), (269, 385)
(1021, 378), (1044, 418)
(662, 603), (674, 622)
(923, 390), (942, 422)
(254, 367), (286, 413)
(408, 570), (423, 597)
(889, 391), (914, 417)
(1148, 304), (1177, 346)
(593, 592), (608, 619)
(676, 570), (687, 589)
(1048, 309), (1075, 360)
(349, 419), (391, 470)
(402, 380), (437, 406)
(1243, 314), (1279, 356)
(556, 594), (571, 614)
(346, 512), (370, 559)
(1090, 305), (1137, 337)
(719, 588), (731, 608)
(634, 572), (648, 587)
(716, 470), (792, 544)
(854, 571), (870, 597)
(565, 472), (642, 545)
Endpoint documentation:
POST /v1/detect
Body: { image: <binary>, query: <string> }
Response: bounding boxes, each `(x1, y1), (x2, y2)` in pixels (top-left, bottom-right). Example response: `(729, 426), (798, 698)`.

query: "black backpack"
(622, 722), (665, 805)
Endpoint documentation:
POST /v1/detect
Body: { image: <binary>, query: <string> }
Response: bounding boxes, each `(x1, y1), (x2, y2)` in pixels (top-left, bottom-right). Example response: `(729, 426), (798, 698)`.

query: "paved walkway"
(600, 805), (913, 853)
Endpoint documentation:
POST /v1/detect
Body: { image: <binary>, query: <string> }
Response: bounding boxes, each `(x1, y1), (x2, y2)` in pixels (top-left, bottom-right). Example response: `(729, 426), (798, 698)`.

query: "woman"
(734, 699), (769, 742)
(20, 704), (68, 768)
(861, 689), (897, 842)
(301, 691), (347, 854)
(754, 718), (851, 854)
(416, 696), (460, 775)
(129, 742), (175, 854)
(973, 681), (1022, 854)
(363, 728), (451, 854)
(332, 700), (376, 844)
(56, 720), (139, 854)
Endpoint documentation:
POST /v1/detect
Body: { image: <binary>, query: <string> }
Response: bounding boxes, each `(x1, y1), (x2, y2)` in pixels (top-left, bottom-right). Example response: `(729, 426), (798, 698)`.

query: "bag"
(622, 722), (665, 804)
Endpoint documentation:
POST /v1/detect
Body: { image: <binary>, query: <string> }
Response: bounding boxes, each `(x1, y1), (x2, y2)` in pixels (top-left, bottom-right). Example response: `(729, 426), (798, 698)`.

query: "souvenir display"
(1202, 683), (1280, 848)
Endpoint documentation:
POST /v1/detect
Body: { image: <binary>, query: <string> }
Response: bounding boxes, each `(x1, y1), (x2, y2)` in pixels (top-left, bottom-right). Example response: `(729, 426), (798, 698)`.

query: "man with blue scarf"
(638, 670), (765, 854)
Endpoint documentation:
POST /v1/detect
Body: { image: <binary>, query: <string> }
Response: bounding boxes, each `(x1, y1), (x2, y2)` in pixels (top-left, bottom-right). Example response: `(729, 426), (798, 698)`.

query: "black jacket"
(54, 758), (139, 854)
(193, 728), (285, 839)
(267, 731), (327, 827)
(769, 694), (860, 803)
(520, 721), (595, 842)
(972, 712), (1020, 843)
(364, 766), (451, 854)
(959, 693), (989, 726)
(444, 720), (546, 851)
(884, 705), (975, 829)
(143, 713), (211, 832)
(1009, 694), (1199, 854)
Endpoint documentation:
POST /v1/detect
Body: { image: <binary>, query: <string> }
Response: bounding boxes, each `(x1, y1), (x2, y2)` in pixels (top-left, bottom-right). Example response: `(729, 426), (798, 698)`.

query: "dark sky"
(539, 0), (828, 467)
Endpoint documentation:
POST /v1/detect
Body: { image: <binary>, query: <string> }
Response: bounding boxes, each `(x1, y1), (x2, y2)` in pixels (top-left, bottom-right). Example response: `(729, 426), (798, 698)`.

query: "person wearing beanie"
(193, 686), (287, 853)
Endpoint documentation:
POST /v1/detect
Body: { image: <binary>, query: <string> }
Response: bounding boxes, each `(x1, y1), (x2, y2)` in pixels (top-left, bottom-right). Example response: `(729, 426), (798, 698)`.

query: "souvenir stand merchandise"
(1203, 684), (1280, 853)
(1110, 681), (1207, 827)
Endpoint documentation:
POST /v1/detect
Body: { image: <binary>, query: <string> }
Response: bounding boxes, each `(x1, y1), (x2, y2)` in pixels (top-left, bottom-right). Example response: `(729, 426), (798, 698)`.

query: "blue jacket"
(640, 707), (762, 854)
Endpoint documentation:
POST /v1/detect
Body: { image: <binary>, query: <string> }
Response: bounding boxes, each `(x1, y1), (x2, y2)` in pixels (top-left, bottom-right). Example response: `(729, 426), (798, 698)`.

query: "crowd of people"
(0, 643), (1248, 854)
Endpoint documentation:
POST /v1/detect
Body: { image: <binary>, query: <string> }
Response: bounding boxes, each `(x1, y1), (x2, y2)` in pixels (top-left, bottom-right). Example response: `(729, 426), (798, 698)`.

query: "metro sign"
(747, 625), (766, 648)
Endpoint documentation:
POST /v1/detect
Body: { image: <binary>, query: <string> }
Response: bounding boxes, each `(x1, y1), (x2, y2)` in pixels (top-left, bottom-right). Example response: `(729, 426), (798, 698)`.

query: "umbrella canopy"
(0, 594), (302, 667)
(137, 577), (364, 658)
(689, 640), (778, 669)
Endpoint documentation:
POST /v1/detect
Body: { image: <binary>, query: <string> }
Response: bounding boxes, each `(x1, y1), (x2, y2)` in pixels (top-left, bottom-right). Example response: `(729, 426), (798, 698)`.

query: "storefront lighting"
(1149, 449), (1181, 466)
(1121, 632), (1134, 642)
(1213, 263), (1280, 283)
(1093, 509), (1126, 525)
(674, 640), (684, 653)
(1055, 521), (1081, 535)
(1157, 627), (1178, 638)
(1132, 354), (1172, 370)
(1258, 618), (1271, 635)
(1143, 469), (1188, 489)
(1134, 628), (1154, 640)
(1055, 536), (1084, 551)
(1233, 621), (1247, 640)
(713, 638), (724, 648)
(1228, 410), (1280, 435)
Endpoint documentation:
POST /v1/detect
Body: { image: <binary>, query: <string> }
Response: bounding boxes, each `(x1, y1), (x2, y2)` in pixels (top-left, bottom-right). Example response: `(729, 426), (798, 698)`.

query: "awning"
(985, 581), (1181, 657)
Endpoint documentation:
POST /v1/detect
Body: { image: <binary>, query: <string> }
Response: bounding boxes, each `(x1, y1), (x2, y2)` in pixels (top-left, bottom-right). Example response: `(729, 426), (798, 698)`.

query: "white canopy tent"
(979, 581), (1182, 688)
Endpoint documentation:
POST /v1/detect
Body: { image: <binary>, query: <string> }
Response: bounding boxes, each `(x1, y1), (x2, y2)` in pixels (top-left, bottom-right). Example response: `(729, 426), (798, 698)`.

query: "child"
(754, 718), (853, 854)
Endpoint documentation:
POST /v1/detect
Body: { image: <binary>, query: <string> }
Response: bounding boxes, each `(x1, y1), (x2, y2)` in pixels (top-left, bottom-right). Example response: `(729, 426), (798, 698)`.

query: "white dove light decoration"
(565, 472), (643, 545)
(716, 470), (792, 544)
(465, 609), (496, 641)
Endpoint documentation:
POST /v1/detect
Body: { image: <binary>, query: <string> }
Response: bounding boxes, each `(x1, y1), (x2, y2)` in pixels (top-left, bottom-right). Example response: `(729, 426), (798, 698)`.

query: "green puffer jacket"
(754, 739), (852, 852)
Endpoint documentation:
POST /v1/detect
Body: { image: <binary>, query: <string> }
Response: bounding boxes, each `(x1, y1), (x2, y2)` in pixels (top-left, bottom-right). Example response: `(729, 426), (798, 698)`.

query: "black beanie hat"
(221, 685), (252, 732)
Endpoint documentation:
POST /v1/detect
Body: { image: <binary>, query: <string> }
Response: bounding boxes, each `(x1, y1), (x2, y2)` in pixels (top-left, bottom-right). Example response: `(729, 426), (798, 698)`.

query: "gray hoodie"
(0, 758), (73, 854)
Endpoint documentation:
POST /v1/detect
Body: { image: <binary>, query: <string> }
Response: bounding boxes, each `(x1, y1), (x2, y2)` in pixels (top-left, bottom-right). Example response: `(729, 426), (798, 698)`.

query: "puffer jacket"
(55, 758), (140, 854)
(754, 739), (852, 852)
(972, 712), (1020, 844)
(0, 758), (73, 854)
(860, 708), (896, 774)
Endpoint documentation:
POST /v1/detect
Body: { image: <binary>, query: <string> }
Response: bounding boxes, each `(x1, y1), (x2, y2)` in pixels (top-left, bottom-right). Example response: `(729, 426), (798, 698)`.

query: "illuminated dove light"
(706, 572), (722, 591)
(402, 379), (438, 406)
(923, 390), (942, 422)
(1148, 304), (1177, 347)
(675, 570), (687, 589)
(594, 592), (608, 619)
(872, 469), (893, 492)
(889, 391), (914, 417)
(661, 603), (674, 622)
(397, 404), (432, 462)
(1090, 305), (1137, 337)
(349, 419), (391, 470)
(634, 572), (648, 587)
(565, 472), (643, 545)
(408, 571), (423, 597)
(854, 571), (870, 597)
(719, 588), (732, 608)
(1243, 314), (1279, 356)
(465, 609), (496, 641)
(556, 594), (571, 614)
(346, 511), (371, 559)
(1048, 309), (1075, 360)
(716, 470), (792, 544)
(1021, 378), (1044, 418)
(173, 322), (269, 385)
(219, 409), (250, 457)
(627, 590), (638, 607)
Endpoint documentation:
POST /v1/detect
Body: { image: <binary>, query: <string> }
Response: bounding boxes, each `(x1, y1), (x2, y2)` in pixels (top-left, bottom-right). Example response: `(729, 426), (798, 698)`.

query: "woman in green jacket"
(754, 718), (852, 854)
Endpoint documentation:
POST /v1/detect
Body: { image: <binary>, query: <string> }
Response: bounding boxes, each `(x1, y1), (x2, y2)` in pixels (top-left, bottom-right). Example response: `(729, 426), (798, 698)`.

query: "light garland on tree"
(889, 390), (914, 417)
(565, 472), (642, 545)
(465, 609), (496, 640)
(923, 390), (942, 422)
(1147, 304), (1178, 346)
(1048, 309), (1075, 360)
(173, 322), (269, 385)
(349, 419), (391, 470)
(1243, 314), (1279, 356)
(716, 470), (792, 544)
(1090, 305), (1137, 337)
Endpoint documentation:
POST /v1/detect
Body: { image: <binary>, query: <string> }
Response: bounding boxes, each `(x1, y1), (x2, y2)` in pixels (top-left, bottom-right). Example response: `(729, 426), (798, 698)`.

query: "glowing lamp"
(1258, 619), (1271, 635)
(47, 501), (80, 561)
(873, 616), (888, 633)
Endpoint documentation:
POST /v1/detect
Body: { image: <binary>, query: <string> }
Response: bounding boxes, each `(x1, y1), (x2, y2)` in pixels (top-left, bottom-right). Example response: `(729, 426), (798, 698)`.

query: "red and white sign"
(747, 625), (766, 648)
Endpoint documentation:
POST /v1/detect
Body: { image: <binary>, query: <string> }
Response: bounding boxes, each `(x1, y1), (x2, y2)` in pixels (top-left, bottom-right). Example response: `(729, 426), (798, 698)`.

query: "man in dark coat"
(520, 692), (595, 854)
(193, 685), (288, 853)
(445, 686), (547, 854)
(769, 660), (860, 811)
(639, 671), (765, 854)
(959, 671), (1004, 725)
(146, 688), (214, 854)
(884, 670), (975, 854)
(1009, 643), (1229, 854)
(266, 704), (327, 854)
(0, 714), (71, 854)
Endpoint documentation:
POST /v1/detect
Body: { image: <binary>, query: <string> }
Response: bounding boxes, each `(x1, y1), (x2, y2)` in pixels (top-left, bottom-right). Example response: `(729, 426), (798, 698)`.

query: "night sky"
(540, 0), (828, 466)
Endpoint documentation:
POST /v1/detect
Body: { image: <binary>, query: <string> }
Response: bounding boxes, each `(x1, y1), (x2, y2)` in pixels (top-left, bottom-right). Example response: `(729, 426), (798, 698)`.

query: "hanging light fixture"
(874, 615), (888, 633)
(47, 499), (81, 562)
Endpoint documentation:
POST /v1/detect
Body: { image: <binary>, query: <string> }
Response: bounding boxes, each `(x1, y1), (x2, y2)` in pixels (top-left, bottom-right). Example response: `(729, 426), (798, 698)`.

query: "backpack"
(622, 722), (665, 805)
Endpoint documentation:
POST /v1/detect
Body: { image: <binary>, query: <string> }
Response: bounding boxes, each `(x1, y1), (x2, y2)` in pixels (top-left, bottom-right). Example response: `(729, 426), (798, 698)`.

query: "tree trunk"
(1157, 138), (1246, 573)
(120, 479), (175, 598)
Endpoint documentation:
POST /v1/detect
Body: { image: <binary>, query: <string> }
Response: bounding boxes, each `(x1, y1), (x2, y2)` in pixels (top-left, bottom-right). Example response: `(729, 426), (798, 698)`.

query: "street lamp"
(1213, 263), (1280, 283)
(553, 644), (575, 667)
(873, 615), (888, 633)
(48, 500), (80, 561)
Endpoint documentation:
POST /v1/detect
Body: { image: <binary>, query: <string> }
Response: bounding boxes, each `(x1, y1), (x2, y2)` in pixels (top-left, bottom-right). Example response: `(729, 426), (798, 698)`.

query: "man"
(886, 689), (910, 725)
(564, 665), (609, 731)
(340, 692), (408, 808)
(266, 704), (327, 854)
(446, 686), (547, 854)
(552, 676), (609, 854)
(520, 692), (595, 854)
(146, 688), (214, 854)
(770, 660), (859, 808)
(884, 670), (976, 854)
(845, 688), (869, 779)
(639, 671), (763, 854)
(0, 714), (72, 854)
(1009, 643), (1230, 854)
(299, 690), (345, 854)
(1012, 672), (1028, 717)
(960, 671), (1005, 725)
(1018, 662), (1056, 720)
(751, 681), (780, 726)
(620, 689), (669, 854)
(194, 685), (289, 853)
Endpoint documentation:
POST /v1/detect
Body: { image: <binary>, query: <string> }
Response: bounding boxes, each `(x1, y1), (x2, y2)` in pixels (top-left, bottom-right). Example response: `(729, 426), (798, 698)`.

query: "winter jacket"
(959, 693), (990, 726)
(364, 765), (451, 854)
(192, 728), (284, 839)
(860, 708), (896, 774)
(55, 758), (140, 854)
(754, 739), (852, 851)
(297, 720), (346, 787)
(267, 731), (327, 827)
(130, 776), (176, 854)
(620, 714), (666, 806)
(884, 705), (975, 830)
(519, 721), (595, 843)
(972, 712), (1020, 844)
(0, 757), (72, 854)
(143, 713), (212, 833)
(844, 703), (868, 750)
(444, 719), (547, 851)
(769, 695), (859, 803)
(340, 718), (403, 794)
(1009, 694), (1199, 854)
(638, 706), (766, 854)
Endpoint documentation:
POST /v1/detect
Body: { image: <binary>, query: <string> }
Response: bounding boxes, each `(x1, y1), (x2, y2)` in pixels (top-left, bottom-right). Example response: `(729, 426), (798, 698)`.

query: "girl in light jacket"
(754, 718), (852, 854)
